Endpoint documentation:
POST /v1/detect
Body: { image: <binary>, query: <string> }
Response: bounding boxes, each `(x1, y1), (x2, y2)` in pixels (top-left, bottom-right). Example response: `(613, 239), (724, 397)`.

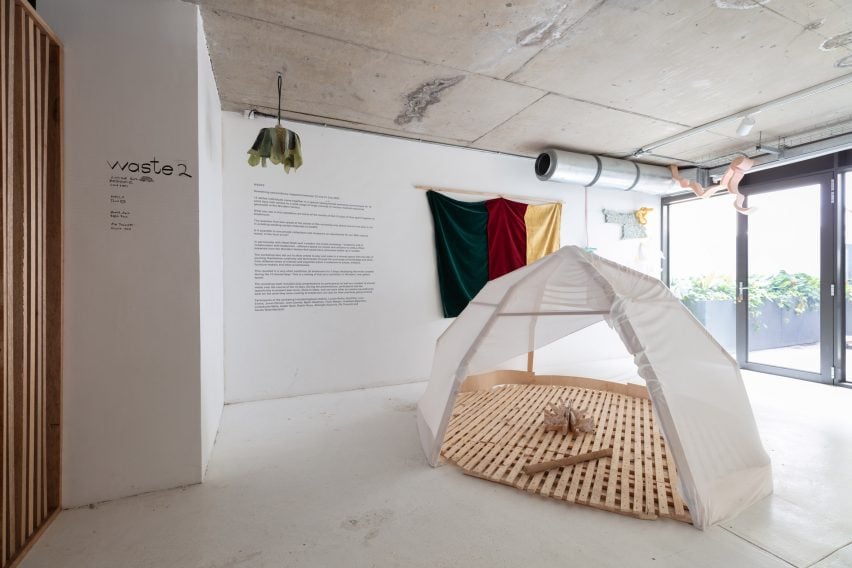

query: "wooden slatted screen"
(1, 1), (61, 566)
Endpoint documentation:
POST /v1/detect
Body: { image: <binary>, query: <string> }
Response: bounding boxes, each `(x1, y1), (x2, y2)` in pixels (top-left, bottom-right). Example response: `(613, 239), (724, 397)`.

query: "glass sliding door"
(738, 174), (834, 382)
(664, 155), (852, 385)
(667, 196), (737, 353)
(845, 172), (852, 382)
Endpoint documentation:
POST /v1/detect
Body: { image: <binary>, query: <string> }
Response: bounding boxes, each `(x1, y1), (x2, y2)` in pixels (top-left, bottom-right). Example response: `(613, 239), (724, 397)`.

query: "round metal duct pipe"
(534, 149), (676, 195)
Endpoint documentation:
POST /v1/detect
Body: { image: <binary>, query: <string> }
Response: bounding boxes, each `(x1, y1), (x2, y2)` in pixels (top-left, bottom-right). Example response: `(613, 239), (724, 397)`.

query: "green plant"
(671, 271), (820, 320)
(670, 274), (735, 303)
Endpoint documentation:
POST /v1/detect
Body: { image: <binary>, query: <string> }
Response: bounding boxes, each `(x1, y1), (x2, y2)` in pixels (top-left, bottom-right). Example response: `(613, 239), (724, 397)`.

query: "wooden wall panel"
(1, 1), (60, 566)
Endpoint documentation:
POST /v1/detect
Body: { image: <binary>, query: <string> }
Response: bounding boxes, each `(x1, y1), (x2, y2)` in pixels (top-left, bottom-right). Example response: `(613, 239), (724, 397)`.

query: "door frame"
(735, 172), (836, 384)
(662, 150), (852, 386)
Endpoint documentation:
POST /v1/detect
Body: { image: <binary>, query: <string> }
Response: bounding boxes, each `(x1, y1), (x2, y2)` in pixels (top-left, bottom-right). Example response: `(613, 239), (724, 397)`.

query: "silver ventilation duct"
(534, 149), (678, 195)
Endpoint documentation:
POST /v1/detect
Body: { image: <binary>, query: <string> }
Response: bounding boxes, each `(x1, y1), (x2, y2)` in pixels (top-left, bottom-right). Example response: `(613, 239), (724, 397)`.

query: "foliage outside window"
(671, 271), (820, 319)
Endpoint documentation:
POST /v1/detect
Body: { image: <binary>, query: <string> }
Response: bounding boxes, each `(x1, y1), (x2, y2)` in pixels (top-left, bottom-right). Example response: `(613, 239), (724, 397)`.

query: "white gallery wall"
(40, 0), (223, 506)
(222, 112), (661, 403)
(197, 10), (225, 475)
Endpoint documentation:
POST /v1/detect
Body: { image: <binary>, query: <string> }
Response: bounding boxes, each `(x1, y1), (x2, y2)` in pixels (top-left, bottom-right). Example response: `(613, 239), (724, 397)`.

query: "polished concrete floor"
(20, 371), (852, 568)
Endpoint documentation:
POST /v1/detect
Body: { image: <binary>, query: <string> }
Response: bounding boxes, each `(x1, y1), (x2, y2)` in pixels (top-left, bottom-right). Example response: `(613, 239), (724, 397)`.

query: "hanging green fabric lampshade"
(247, 125), (303, 172)
(247, 73), (303, 173)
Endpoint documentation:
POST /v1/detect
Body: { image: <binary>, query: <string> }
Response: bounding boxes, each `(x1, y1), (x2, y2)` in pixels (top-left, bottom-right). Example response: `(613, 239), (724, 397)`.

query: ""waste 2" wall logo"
(107, 157), (193, 178)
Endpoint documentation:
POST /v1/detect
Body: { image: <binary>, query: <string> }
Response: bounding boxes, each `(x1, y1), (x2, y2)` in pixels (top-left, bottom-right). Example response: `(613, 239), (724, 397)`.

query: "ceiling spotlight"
(736, 116), (756, 137)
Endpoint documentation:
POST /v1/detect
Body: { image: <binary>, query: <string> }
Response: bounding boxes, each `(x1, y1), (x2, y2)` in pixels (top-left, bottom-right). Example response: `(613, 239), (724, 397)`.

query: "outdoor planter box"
(682, 299), (819, 352)
(682, 299), (736, 352)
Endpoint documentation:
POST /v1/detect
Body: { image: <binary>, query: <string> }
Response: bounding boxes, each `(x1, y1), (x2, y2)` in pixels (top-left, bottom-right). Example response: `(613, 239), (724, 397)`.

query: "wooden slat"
(45, 37), (61, 518)
(3, 0), (13, 556)
(0, 0), (8, 560)
(1, 1), (7, 560)
(575, 389), (611, 506)
(18, 6), (27, 542)
(650, 399), (669, 517)
(589, 389), (618, 506)
(25, 13), (35, 538)
(38, 28), (45, 523)
(40, 32), (48, 521)
(642, 397), (655, 518)
(604, 389), (625, 512)
(11, 4), (24, 555)
(563, 388), (604, 503)
(5, 2), (12, 554)
(33, 27), (42, 525)
(442, 383), (690, 524)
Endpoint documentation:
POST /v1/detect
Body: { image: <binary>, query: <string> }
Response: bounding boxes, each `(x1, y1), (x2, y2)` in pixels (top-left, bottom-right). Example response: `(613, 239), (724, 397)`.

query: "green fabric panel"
(426, 190), (489, 317)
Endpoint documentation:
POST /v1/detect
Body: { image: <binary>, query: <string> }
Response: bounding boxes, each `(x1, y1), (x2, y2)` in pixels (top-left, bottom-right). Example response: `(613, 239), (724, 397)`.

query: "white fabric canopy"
(416, 246), (772, 529)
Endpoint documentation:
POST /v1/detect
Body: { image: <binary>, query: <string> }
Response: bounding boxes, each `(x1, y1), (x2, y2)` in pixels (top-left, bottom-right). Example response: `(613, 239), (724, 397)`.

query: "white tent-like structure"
(417, 246), (772, 529)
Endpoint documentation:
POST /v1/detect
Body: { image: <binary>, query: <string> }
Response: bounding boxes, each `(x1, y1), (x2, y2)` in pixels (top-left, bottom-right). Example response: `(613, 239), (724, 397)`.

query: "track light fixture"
(736, 115), (756, 137)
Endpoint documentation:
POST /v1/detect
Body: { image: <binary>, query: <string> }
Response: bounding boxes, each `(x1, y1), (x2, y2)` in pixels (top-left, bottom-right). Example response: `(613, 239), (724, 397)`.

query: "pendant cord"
(277, 73), (283, 126)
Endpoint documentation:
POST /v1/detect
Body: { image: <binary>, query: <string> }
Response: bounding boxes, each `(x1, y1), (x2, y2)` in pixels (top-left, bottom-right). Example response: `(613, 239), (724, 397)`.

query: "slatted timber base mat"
(441, 384), (691, 523)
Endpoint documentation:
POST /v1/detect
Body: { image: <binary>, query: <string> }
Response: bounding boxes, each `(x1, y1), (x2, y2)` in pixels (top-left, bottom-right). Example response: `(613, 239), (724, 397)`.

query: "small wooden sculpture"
(542, 400), (569, 435)
(542, 399), (595, 436)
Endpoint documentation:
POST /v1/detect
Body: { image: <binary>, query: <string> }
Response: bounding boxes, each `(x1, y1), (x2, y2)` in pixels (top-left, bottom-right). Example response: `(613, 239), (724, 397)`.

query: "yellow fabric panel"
(525, 202), (562, 264)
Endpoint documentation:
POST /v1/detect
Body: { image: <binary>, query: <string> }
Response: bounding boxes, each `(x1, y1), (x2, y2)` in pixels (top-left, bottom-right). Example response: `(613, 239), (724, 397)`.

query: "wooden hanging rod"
(414, 185), (562, 205)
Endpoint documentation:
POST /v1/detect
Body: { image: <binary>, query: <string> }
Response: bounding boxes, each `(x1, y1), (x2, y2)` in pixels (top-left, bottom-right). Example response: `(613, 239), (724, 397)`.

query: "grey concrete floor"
(749, 343), (822, 375)
(19, 371), (852, 567)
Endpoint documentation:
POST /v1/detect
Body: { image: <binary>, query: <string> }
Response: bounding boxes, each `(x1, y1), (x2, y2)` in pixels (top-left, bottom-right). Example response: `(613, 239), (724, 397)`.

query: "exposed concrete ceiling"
(190, 0), (852, 166)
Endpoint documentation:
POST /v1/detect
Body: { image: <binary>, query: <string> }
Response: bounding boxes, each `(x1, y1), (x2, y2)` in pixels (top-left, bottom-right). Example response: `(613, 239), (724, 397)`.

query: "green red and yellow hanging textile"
(426, 190), (562, 317)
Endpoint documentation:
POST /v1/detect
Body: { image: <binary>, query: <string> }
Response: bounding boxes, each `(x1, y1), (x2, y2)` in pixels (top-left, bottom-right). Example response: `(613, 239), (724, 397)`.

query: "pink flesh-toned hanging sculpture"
(670, 155), (755, 214)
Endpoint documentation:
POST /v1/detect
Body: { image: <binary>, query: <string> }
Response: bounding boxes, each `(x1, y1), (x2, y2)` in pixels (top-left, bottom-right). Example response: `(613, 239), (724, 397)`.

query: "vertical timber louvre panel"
(1, 1), (61, 566)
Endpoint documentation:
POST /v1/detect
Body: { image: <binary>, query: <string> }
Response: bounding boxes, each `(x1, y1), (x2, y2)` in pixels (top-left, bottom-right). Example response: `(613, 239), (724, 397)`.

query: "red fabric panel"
(486, 198), (528, 280)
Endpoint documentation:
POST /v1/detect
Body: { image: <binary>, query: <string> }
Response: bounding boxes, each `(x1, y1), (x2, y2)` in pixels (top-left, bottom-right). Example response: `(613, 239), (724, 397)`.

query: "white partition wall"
(39, 0), (225, 506)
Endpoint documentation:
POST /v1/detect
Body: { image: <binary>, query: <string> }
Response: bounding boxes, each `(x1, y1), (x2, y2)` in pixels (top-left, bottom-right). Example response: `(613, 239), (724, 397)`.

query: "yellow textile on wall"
(525, 202), (562, 264)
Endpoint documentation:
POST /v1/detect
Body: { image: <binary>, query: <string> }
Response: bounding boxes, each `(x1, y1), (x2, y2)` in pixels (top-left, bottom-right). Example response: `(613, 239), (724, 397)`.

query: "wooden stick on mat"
(523, 448), (613, 475)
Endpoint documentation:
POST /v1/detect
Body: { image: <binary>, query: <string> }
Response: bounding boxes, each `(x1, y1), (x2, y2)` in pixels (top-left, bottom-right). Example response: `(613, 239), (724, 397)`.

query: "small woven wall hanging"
(602, 207), (653, 239)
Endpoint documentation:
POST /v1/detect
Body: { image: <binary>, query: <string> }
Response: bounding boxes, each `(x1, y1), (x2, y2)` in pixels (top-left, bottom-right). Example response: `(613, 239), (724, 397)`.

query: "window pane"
(846, 172), (852, 380)
(668, 197), (737, 353)
(746, 184), (820, 373)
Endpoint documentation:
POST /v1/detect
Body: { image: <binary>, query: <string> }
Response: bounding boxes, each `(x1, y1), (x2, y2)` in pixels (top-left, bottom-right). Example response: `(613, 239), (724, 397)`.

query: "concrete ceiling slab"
(192, 0), (852, 166)
(509, 0), (850, 126)
(193, 0), (603, 79)
(754, 0), (852, 69)
(201, 8), (544, 144)
(470, 93), (685, 157)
